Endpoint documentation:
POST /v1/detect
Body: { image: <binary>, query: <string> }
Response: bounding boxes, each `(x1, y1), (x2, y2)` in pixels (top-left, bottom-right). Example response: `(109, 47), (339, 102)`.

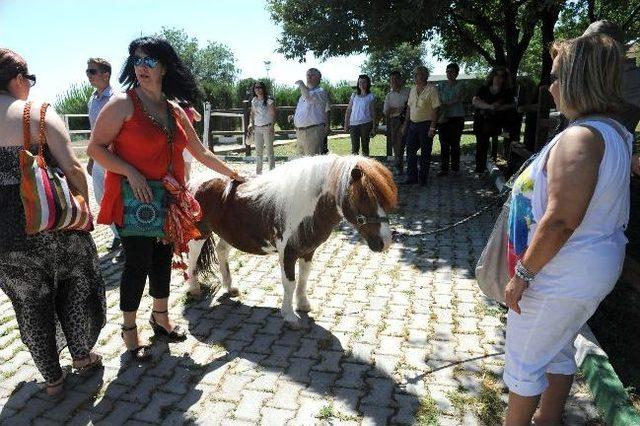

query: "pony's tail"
(195, 234), (219, 281)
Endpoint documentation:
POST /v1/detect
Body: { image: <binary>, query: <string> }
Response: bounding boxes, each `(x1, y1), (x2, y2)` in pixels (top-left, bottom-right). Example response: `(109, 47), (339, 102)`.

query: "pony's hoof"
(285, 318), (302, 330)
(296, 302), (312, 312)
(226, 287), (240, 298)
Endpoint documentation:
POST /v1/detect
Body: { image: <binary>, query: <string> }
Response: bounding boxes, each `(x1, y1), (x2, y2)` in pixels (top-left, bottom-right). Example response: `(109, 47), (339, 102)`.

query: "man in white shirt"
(383, 71), (410, 173)
(85, 58), (120, 255)
(294, 68), (330, 155)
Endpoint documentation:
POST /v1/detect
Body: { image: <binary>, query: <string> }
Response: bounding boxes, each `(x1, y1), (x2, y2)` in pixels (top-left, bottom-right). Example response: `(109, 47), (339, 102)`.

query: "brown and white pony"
(186, 154), (397, 328)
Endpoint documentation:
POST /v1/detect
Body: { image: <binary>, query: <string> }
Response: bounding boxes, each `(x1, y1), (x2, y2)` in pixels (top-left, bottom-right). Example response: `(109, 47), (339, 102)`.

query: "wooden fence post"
(534, 85), (553, 152)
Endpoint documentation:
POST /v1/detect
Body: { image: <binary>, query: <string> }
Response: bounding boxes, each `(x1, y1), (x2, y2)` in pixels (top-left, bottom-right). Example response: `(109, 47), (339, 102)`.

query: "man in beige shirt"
(383, 71), (410, 173)
(401, 66), (440, 185)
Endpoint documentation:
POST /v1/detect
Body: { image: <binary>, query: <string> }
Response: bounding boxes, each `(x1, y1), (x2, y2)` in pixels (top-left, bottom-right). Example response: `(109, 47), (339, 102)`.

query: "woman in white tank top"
(502, 35), (632, 425)
(344, 74), (376, 156)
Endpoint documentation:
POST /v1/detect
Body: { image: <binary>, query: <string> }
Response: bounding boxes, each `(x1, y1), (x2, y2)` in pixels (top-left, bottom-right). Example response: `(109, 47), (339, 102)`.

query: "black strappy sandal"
(121, 324), (152, 362)
(149, 310), (187, 342)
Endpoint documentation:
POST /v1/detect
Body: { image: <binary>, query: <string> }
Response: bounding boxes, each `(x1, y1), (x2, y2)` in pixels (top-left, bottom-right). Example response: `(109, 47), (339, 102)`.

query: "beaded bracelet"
(515, 259), (535, 285)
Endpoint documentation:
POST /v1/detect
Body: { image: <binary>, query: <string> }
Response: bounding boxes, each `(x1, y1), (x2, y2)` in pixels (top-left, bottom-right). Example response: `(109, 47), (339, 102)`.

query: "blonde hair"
(550, 34), (624, 116)
(87, 57), (111, 74)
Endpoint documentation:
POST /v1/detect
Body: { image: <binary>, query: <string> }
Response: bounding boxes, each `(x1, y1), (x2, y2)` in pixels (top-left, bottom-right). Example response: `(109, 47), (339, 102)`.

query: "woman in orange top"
(88, 37), (242, 361)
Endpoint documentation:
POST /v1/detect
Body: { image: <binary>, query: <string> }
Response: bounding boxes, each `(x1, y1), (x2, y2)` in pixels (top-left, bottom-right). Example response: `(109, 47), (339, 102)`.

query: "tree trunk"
(539, 3), (562, 85)
(587, 0), (597, 22)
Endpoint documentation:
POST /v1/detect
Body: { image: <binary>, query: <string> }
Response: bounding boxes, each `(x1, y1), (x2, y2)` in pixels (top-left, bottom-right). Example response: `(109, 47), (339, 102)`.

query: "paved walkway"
(0, 157), (601, 425)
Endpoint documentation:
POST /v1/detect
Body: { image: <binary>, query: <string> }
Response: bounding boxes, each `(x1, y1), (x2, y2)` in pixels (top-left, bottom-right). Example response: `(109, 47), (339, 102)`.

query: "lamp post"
(264, 60), (272, 80)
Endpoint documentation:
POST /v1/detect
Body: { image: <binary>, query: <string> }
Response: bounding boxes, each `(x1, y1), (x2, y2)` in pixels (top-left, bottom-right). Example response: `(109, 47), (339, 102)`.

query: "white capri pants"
(503, 289), (602, 397)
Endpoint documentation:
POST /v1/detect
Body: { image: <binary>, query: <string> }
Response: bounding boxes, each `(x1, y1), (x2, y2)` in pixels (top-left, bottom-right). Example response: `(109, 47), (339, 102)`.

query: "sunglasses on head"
(132, 56), (159, 68)
(23, 73), (36, 87)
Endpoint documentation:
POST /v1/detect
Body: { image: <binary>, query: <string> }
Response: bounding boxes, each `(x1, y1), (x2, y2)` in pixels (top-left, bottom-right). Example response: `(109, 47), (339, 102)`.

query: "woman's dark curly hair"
(119, 37), (202, 104)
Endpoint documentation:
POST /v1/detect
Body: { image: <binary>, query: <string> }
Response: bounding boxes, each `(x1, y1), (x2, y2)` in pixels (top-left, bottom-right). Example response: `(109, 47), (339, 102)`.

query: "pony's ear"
(351, 167), (363, 182)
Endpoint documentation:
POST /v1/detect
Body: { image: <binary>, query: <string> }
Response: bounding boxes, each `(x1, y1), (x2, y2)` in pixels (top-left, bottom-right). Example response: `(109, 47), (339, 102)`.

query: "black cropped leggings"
(120, 236), (172, 311)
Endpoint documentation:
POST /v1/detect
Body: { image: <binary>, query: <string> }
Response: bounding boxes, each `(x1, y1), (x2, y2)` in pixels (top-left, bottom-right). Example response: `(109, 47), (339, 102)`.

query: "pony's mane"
(238, 155), (396, 240)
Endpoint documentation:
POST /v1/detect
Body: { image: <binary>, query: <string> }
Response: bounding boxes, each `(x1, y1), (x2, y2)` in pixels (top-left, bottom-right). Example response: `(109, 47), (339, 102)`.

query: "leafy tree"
(361, 43), (430, 84)
(268, 0), (545, 82)
(267, 0), (640, 86)
(154, 26), (239, 86)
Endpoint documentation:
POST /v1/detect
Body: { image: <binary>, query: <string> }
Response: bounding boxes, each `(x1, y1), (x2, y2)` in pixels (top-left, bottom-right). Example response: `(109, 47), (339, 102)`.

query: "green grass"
(273, 133), (477, 158)
(317, 404), (334, 420)
(415, 394), (441, 425)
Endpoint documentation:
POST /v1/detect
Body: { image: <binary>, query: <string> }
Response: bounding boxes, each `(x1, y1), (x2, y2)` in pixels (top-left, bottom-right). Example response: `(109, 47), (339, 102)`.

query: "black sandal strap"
(121, 324), (137, 331)
(152, 310), (168, 314)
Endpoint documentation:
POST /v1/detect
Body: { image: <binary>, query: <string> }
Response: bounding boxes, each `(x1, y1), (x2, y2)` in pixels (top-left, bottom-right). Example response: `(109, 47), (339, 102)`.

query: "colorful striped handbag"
(19, 101), (94, 234)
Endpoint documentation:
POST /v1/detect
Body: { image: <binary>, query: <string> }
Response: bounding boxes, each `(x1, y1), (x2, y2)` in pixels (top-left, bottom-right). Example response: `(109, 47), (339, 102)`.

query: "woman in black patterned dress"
(0, 49), (106, 397)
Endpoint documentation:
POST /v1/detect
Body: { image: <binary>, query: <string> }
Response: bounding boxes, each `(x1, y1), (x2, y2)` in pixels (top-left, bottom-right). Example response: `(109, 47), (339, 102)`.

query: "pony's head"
(339, 158), (398, 252)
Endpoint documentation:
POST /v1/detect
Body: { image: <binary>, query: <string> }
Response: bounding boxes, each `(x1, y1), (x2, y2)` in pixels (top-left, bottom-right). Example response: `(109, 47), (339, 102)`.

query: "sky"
(0, 0), (448, 103)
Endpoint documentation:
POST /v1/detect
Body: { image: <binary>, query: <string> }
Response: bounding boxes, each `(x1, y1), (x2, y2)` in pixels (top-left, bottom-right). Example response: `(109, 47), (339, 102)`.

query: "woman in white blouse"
(249, 81), (276, 173)
(344, 74), (376, 156)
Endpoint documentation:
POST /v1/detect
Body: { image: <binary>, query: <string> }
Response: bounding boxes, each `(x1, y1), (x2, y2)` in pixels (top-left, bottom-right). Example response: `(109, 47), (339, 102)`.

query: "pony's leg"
(216, 238), (238, 297)
(295, 251), (314, 312)
(279, 249), (300, 328)
(186, 238), (206, 297)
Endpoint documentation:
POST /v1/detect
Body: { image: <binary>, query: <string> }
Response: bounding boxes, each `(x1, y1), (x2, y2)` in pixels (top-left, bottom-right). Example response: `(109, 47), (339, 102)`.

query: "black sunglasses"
(549, 73), (559, 84)
(86, 68), (100, 76)
(23, 73), (36, 87)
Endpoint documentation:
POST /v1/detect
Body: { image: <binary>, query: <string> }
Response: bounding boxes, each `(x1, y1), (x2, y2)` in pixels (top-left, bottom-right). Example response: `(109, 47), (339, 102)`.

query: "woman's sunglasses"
(549, 73), (559, 84)
(23, 73), (36, 87)
(132, 56), (159, 69)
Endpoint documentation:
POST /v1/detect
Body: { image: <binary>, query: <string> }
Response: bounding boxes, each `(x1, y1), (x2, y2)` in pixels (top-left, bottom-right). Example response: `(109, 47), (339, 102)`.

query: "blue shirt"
(437, 81), (465, 119)
(87, 86), (113, 130)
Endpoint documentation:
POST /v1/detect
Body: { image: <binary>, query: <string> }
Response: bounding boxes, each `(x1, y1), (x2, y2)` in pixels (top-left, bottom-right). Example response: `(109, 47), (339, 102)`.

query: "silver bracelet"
(515, 259), (535, 284)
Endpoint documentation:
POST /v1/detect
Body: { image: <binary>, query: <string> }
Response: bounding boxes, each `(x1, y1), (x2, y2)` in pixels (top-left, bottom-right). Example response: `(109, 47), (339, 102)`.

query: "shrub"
(54, 83), (93, 133)
(273, 84), (299, 130)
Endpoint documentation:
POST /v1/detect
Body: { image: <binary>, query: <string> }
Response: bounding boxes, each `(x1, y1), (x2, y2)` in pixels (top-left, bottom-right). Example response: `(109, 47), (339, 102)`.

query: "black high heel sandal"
(121, 324), (152, 362)
(149, 310), (187, 342)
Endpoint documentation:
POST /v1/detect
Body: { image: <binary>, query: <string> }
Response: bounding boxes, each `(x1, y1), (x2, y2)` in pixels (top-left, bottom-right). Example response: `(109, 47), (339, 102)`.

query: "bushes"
(54, 83), (93, 134)
(272, 84), (299, 130)
(54, 83), (93, 114)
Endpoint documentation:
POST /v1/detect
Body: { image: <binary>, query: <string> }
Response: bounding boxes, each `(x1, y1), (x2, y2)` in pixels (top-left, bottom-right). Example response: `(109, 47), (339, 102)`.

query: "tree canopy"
(361, 43), (430, 84)
(154, 27), (239, 85)
(268, 0), (640, 85)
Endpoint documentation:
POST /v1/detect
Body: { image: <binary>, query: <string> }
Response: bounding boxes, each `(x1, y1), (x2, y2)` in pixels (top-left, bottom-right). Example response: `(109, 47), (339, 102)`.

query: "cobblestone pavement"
(0, 157), (601, 425)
